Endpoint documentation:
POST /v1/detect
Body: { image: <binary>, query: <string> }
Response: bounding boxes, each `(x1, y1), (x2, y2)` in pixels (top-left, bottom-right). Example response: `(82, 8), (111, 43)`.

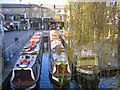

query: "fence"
(3, 33), (32, 61)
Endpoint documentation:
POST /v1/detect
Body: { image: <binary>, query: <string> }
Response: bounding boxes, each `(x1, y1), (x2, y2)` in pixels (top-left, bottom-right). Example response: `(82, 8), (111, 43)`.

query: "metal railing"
(3, 33), (32, 61)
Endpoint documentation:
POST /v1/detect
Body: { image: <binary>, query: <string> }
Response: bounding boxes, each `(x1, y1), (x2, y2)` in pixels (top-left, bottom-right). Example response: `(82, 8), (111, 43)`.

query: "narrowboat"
(48, 30), (72, 85)
(10, 54), (41, 89)
(74, 49), (100, 80)
(10, 32), (43, 89)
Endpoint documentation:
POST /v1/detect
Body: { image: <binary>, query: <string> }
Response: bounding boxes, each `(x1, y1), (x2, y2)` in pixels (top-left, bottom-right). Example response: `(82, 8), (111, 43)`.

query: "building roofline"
(0, 3), (48, 9)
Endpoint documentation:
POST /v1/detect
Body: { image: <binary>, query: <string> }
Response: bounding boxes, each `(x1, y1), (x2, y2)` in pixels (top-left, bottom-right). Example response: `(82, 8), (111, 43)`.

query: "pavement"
(0, 29), (36, 89)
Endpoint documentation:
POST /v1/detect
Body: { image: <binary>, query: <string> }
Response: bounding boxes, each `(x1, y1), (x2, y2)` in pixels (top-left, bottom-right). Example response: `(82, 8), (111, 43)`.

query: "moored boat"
(48, 30), (72, 85)
(10, 54), (41, 89)
(10, 32), (43, 89)
(74, 49), (100, 80)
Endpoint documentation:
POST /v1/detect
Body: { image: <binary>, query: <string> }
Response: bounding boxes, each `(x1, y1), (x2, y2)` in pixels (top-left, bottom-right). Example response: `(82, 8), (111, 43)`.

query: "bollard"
(15, 37), (18, 42)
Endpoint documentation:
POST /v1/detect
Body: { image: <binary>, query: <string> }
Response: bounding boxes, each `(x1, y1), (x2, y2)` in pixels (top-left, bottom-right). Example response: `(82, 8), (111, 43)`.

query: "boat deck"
(14, 54), (38, 68)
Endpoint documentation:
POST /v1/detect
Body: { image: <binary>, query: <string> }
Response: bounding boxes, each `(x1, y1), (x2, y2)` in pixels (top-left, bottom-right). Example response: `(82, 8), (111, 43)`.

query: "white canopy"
(51, 40), (64, 49)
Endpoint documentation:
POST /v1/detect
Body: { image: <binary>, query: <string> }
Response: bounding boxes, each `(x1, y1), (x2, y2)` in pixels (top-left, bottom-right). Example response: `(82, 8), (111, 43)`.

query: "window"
(32, 13), (34, 17)
(20, 8), (24, 11)
(80, 56), (95, 60)
(33, 7), (37, 11)
(43, 13), (46, 18)
(106, 2), (110, 7)
(44, 9), (46, 12)
(36, 13), (39, 18)
(20, 15), (24, 19)
(5, 8), (10, 11)
(50, 9), (53, 12)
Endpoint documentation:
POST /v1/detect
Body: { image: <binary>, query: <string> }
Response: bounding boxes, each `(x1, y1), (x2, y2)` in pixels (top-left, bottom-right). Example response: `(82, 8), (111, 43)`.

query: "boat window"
(25, 55), (30, 59)
(51, 49), (56, 53)
(80, 56), (95, 60)
(61, 49), (65, 52)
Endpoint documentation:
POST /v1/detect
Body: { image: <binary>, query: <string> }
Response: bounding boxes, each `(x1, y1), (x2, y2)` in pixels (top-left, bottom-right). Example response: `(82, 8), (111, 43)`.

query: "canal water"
(2, 37), (119, 89)
(38, 37), (119, 89)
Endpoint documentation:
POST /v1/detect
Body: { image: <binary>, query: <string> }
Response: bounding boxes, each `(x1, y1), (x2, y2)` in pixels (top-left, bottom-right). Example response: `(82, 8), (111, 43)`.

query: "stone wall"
(0, 33), (2, 89)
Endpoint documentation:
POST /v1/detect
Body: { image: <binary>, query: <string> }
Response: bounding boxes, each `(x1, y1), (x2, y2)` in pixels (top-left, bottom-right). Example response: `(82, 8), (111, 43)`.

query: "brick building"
(0, 4), (56, 30)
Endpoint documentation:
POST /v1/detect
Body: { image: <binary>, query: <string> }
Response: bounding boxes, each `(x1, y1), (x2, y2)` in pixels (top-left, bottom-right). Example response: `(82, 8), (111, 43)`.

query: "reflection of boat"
(74, 73), (100, 88)
(74, 49), (100, 80)
(10, 32), (43, 89)
(48, 30), (72, 85)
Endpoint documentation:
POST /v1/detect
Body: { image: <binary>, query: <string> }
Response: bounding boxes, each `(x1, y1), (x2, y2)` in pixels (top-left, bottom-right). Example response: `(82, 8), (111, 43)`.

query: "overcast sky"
(0, 0), (68, 5)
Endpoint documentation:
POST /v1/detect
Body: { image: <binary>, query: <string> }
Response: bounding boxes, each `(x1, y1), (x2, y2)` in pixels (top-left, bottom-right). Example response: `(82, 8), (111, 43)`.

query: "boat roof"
(21, 41), (41, 54)
(21, 32), (42, 54)
(14, 54), (38, 68)
(50, 30), (59, 41)
(75, 50), (97, 56)
(52, 52), (68, 62)
(51, 40), (64, 49)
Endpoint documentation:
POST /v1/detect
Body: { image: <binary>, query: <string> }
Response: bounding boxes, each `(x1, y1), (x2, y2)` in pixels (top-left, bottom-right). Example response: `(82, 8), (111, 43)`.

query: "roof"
(75, 51), (97, 56)
(2, 12), (25, 15)
(14, 54), (38, 68)
(51, 40), (64, 49)
(0, 3), (47, 9)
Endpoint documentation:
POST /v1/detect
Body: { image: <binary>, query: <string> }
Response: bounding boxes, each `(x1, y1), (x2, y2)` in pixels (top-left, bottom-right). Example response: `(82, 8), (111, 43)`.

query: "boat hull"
(10, 63), (41, 89)
(49, 58), (71, 86)
(49, 71), (71, 86)
(75, 67), (100, 81)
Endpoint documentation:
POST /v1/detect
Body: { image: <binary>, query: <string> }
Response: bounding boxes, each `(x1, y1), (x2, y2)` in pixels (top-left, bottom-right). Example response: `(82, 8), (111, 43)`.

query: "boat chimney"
(16, 64), (19, 67)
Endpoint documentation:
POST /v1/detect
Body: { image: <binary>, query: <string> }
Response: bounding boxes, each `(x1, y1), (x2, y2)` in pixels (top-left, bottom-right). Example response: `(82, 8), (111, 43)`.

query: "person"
(50, 25), (52, 30)
(16, 25), (18, 30)
(40, 25), (42, 30)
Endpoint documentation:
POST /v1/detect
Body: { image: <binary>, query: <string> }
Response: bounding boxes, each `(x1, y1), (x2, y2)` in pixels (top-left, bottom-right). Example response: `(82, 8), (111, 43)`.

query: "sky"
(0, 0), (68, 5)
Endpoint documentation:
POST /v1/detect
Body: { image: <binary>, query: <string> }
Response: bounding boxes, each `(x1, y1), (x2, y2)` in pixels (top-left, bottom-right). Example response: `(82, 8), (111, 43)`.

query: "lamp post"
(42, 17), (43, 30)
(42, 8), (44, 30)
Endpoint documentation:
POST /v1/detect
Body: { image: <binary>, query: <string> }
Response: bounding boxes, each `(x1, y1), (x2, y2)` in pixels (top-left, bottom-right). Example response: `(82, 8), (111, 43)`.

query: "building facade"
(0, 4), (56, 30)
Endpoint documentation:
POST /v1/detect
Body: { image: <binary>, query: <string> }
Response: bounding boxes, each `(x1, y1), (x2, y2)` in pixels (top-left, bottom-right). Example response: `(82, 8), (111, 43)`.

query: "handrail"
(3, 32), (31, 61)
(3, 37), (23, 52)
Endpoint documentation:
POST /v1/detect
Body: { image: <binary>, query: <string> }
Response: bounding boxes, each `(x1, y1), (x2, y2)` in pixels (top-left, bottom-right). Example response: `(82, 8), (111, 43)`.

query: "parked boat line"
(1, 30), (118, 89)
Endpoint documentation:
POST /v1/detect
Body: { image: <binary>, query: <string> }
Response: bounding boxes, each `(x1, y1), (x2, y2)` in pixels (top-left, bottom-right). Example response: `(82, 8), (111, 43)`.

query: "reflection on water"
(98, 76), (118, 88)
(38, 40), (119, 89)
(39, 53), (53, 88)
(74, 73), (100, 88)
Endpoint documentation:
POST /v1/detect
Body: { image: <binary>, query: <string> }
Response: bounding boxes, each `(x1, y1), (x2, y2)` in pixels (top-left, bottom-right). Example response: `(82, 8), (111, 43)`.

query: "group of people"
(40, 23), (62, 30)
